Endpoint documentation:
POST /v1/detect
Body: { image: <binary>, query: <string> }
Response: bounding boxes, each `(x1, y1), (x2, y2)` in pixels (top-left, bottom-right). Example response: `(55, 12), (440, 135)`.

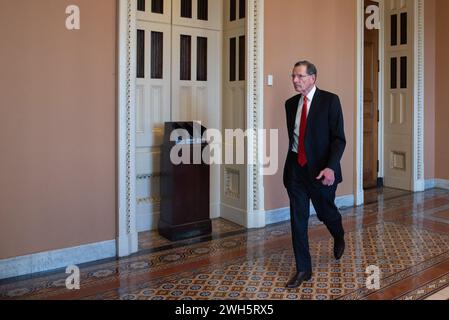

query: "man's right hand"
(316, 168), (335, 186)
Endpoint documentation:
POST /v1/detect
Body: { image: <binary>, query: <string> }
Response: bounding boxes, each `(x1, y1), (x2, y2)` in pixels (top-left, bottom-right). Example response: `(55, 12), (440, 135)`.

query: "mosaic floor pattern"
(1, 188), (449, 300)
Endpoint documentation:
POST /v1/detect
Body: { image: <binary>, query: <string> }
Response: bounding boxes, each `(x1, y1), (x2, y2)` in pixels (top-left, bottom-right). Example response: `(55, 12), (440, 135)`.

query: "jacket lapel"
(288, 94), (301, 135)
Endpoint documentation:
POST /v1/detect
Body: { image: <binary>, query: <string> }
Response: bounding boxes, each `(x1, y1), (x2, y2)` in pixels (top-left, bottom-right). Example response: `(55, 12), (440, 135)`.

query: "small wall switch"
(267, 74), (273, 86)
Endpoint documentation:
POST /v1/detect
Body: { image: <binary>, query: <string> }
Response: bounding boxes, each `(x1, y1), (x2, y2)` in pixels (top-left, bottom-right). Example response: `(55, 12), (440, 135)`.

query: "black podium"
(158, 122), (211, 241)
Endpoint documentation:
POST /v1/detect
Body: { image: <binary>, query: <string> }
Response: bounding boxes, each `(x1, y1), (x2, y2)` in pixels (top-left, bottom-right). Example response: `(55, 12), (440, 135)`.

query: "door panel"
(135, 0), (223, 231)
(221, 9), (246, 215)
(384, 0), (414, 190)
(363, 0), (379, 189)
(136, 22), (171, 148)
(135, 20), (172, 231)
(171, 25), (221, 217)
(137, 0), (171, 24)
(171, 26), (220, 130)
(172, 0), (223, 30)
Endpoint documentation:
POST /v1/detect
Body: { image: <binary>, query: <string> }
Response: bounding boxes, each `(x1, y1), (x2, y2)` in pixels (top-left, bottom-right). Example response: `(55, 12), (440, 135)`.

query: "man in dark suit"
(283, 61), (346, 288)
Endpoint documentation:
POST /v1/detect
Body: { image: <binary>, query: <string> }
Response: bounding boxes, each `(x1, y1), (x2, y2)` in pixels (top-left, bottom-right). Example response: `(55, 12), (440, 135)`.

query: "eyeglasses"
(291, 73), (313, 79)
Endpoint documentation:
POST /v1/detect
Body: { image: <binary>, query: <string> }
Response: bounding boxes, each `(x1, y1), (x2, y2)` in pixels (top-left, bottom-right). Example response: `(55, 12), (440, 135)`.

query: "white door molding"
(355, 0), (365, 206)
(117, 0), (138, 256)
(246, 0), (265, 226)
(117, 0), (267, 255)
(413, 0), (425, 192)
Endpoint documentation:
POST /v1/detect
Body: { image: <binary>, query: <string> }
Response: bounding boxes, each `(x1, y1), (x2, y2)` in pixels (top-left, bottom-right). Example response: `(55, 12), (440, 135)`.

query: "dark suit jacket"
(283, 88), (346, 188)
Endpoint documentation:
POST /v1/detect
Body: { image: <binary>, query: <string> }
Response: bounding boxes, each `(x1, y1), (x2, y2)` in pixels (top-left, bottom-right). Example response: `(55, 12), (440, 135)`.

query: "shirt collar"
(305, 85), (317, 102)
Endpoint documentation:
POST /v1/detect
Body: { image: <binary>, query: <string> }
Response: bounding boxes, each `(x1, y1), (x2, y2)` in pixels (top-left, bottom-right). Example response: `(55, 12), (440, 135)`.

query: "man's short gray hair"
(294, 60), (318, 77)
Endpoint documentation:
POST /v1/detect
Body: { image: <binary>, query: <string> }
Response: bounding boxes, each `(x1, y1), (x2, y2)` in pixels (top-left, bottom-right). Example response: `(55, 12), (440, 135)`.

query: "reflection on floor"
(1, 188), (449, 300)
(364, 187), (412, 205)
(138, 218), (245, 252)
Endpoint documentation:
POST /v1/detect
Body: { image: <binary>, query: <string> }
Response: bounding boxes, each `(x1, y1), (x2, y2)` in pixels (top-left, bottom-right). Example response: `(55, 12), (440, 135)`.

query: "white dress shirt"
(292, 85), (317, 153)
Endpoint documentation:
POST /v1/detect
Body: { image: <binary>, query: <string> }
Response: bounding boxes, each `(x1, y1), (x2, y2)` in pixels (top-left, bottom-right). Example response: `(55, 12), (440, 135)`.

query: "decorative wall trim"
(136, 173), (160, 180)
(413, 0), (425, 191)
(355, 0), (365, 206)
(0, 240), (116, 280)
(210, 203), (221, 220)
(425, 179), (436, 190)
(435, 180), (449, 190)
(426, 179), (449, 190)
(117, 0), (138, 257)
(335, 194), (356, 209)
(265, 206), (291, 225)
(221, 203), (250, 227)
(224, 167), (240, 200)
(221, 202), (266, 228)
(136, 196), (161, 205)
(265, 194), (355, 226)
(246, 0), (265, 215)
(248, 211), (266, 228)
(377, 0), (386, 180)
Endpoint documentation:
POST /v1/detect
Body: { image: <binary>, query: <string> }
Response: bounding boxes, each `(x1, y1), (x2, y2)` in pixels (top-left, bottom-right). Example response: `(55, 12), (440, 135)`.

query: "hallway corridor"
(1, 188), (449, 300)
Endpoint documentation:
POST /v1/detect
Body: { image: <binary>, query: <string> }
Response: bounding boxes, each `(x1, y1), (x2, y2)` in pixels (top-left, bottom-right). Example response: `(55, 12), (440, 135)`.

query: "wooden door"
(363, 0), (379, 189)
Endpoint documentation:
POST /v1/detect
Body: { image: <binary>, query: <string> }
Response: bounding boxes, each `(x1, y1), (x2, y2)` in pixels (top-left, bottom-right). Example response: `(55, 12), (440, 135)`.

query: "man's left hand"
(316, 168), (335, 186)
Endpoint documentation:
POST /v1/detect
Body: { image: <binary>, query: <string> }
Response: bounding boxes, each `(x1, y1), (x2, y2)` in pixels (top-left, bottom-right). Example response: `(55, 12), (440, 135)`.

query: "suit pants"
(285, 151), (345, 272)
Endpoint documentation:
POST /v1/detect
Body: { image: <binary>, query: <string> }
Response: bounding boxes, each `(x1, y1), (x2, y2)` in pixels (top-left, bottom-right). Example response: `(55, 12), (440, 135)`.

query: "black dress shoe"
(285, 271), (312, 289)
(334, 237), (345, 260)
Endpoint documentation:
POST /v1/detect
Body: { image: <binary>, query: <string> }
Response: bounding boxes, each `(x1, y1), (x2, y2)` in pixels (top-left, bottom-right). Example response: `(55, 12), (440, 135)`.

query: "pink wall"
(0, 0), (117, 259)
(264, 0), (356, 210)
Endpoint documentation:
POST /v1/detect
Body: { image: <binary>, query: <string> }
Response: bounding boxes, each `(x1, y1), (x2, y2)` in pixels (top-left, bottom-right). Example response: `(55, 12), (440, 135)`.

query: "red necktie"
(297, 96), (308, 166)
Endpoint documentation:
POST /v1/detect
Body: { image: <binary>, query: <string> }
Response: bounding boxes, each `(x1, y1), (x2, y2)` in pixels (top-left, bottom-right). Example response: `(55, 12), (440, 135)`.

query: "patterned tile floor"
(1, 188), (449, 300)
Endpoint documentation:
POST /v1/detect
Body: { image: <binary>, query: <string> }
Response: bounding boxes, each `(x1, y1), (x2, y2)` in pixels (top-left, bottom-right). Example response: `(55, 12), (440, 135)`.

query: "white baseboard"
(435, 179), (449, 190)
(264, 193), (355, 226)
(220, 203), (248, 227)
(0, 240), (116, 280)
(414, 179), (426, 192)
(425, 179), (436, 190)
(220, 203), (266, 229)
(117, 232), (138, 257)
(425, 179), (449, 190)
(434, 179), (449, 190)
(335, 194), (356, 209)
(246, 210), (266, 228)
(221, 194), (356, 228)
(136, 203), (221, 233)
(265, 206), (290, 225)
(210, 202), (221, 220)
(0, 192), (356, 280)
(355, 189), (365, 206)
